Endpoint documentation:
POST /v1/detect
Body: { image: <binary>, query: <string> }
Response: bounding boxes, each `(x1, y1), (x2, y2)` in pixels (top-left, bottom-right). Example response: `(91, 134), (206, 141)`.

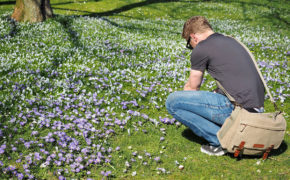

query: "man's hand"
(183, 70), (203, 91)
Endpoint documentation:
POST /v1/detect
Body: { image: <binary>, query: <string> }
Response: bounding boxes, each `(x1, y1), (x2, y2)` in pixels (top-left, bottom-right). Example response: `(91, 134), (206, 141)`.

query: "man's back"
(190, 33), (265, 109)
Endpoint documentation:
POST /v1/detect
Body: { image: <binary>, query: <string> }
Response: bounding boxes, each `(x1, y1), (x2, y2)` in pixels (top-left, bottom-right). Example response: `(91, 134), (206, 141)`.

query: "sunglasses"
(186, 37), (193, 50)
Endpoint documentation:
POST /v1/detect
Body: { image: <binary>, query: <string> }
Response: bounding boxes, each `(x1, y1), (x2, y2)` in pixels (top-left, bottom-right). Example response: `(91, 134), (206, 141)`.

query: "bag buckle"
(263, 145), (274, 160)
(234, 141), (245, 157)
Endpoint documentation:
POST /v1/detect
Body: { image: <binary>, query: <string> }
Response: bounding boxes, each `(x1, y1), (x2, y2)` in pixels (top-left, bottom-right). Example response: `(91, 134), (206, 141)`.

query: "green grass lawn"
(0, 0), (289, 179)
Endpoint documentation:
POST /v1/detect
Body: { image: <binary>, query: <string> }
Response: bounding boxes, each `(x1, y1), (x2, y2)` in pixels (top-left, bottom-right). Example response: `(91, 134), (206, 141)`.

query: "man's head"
(182, 16), (214, 49)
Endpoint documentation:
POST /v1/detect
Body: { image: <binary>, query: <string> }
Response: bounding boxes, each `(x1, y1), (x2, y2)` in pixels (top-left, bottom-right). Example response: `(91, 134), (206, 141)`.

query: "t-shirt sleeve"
(190, 47), (208, 72)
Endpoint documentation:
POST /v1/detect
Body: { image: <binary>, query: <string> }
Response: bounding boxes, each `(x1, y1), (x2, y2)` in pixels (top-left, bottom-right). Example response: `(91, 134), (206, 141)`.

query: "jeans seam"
(173, 101), (231, 111)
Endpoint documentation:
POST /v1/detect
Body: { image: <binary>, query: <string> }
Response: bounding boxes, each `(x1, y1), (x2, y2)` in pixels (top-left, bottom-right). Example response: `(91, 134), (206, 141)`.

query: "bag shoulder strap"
(216, 81), (235, 102)
(217, 35), (278, 110)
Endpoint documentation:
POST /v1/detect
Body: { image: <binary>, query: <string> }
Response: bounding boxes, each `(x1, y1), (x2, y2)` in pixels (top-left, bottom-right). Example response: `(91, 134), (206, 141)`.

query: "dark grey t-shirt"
(190, 33), (264, 108)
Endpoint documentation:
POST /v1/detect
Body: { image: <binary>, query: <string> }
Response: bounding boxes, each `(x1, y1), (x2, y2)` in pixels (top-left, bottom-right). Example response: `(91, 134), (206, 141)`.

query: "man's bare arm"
(184, 70), (203, 91)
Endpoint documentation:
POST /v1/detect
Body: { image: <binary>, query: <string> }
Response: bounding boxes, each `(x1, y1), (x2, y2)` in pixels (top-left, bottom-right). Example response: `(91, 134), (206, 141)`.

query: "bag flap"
(239, 109), (286, 130)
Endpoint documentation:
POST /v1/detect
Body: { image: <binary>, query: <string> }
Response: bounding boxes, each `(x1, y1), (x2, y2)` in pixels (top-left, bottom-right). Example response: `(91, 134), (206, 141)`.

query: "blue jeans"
(166, 91), (234, 146)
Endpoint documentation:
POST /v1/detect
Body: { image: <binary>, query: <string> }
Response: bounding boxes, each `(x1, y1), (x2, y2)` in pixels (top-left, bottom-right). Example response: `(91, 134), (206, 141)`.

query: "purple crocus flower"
(101, 171), (111, 177)
(58, 176), (66, 180)
(24, 142), (30, 148)
(141, 114), (149, 119)
(94, 158), (101, 164)
(1, 144), (7, 149)
(31, 131), (38, 136)
(145, 152), (151, 157)
(34, 152), (42, 161)
(75, 156), (83, 163)
(154, 157), (161, 162)
(17, 173), (24, 180)
(23, 164), (29, 169)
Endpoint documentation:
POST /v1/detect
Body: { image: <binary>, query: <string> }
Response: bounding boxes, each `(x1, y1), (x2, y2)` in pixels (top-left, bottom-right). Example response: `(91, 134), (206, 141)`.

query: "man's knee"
(165, 92), (178, 113)
(166, 91), (186, 113)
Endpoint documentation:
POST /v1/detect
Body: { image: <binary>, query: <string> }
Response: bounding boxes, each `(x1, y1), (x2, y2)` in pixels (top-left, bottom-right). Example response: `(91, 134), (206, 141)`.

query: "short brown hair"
(182, 16), (212, 40)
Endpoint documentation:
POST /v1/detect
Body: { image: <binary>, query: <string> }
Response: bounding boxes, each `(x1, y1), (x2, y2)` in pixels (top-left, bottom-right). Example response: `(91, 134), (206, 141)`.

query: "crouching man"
(166, 16), (264, 156)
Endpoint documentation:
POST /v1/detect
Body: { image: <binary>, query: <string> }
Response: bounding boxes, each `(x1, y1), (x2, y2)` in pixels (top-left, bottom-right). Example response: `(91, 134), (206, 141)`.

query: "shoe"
(200, 145), (227, 156)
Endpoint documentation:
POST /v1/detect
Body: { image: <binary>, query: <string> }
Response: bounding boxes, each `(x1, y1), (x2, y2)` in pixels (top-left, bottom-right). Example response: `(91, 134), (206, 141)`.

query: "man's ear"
(190, 33), (198, 43)
(189, 33), (194, 39)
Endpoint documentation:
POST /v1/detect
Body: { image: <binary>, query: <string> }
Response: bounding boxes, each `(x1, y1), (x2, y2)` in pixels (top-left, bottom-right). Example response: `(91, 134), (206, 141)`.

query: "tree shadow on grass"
(89, 0), (189, 17)
(0, 1), (15, 6)
(0, 17), (17, 39)
(52, 14), (127, 68)
(52, 0), (198, 17)
(51, 1), (100, 6)
(51, 15), (84, 68)
(52, 0), (197, 17)
(50, 7), (181, 36)
(51, 6), (182, 37)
